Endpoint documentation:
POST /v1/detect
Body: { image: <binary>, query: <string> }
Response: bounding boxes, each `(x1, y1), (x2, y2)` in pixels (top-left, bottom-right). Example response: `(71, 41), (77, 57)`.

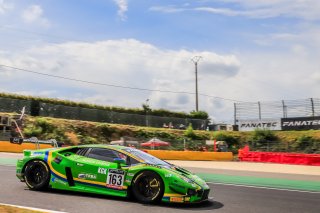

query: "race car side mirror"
(114, 158), (126, 168)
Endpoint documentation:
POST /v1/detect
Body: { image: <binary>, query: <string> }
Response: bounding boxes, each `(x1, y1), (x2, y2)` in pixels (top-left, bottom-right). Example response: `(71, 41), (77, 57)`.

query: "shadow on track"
(150, 200), (223, 210)
(31, 188), (223, 210)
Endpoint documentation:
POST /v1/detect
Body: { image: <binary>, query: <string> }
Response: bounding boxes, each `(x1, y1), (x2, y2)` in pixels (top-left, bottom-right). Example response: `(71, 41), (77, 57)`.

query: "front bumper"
(16, 159), (25, 181)
(162, 188), (210, 203)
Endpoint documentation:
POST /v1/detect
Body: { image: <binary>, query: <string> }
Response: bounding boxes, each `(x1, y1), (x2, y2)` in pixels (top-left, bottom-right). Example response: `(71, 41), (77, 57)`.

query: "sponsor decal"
(81, 158), (110, 166)
(165, 174), (173, 178)
(184, 197), (191, 202)
(239, 119), (281, 131)
(51, 177), (67, 185)
(281, 117), (320, 130)
(32, 152), (44, 156)
(98, 167), (107, 174)
(162, 197), (170, 202)
(76, 163), (84, 167)
(106, 169), (125, 189)
(127, 173), (134, 177)
(53, 156), (62, 164)
(170, 197), (184, 203)
(241, 122), (277, 128)
(78, 173), (97, 180)
(283, 120), (320, 126)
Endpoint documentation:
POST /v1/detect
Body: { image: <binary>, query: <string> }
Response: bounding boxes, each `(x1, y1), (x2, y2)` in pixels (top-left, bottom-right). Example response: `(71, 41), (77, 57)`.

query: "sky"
(0, 0), (320, 123)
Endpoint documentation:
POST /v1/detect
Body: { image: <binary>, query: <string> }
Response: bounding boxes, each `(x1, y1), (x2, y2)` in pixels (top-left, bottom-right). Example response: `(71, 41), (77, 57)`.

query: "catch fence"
(234, 98), (320, 123)
(0, 96), (207, 129)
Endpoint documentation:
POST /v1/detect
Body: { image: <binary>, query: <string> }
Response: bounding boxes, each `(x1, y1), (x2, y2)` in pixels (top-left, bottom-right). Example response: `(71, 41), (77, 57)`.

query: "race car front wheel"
(132, 171), (164, 204)
(24, 160), (50, 190)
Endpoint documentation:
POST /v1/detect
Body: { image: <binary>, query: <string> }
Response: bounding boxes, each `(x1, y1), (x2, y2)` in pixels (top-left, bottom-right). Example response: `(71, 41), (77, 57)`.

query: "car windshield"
(123, 148), (170, 166)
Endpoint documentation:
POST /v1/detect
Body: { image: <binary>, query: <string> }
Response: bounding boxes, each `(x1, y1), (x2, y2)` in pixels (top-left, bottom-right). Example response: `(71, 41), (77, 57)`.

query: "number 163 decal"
(106, 169), (125, 189)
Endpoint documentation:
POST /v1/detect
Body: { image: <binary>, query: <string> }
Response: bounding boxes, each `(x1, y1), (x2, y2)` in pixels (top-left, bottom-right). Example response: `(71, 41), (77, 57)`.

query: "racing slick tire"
(24, 160), (50, 190)
(132, 171), (164, 204)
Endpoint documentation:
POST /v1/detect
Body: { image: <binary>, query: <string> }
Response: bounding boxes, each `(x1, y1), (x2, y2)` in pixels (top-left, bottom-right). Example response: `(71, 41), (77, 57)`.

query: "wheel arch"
(130, 169), (166, 202)
(22, 158), (50, 174)
(131, 169), (165, 186)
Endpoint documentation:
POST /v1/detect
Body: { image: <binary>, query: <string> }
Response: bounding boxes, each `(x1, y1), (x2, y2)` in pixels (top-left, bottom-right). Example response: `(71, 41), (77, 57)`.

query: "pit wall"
(238, 145), (320, 166)
(0, 141), (52, 153)
(144, 150), (233, 161)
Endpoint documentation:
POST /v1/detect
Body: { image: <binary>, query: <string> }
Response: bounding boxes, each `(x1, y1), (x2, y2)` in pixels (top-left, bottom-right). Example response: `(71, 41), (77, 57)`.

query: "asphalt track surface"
(1, 165), (320, 213)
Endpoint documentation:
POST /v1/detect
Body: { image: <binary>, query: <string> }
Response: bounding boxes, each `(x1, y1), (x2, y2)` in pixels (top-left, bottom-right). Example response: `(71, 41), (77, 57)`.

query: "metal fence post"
(311, 98), (315, 117)
(234, 103), (237, 125)
(258, 101), (261, 120)
(282, 100), (287, 118)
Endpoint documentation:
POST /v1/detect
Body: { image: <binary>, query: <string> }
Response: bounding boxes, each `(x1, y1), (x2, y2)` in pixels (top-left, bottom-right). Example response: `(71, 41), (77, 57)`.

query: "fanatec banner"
(238, 119), (281, 131)
(281, 116), (320, 130)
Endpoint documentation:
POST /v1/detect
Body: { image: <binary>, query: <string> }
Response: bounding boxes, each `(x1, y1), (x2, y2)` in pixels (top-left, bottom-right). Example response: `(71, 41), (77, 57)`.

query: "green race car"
(16, 144), (210, 204)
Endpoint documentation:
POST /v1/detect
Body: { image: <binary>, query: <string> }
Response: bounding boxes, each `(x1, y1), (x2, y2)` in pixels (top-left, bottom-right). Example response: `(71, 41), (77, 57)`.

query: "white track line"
(207, 182), (320, 194)
(0, 203), (67, 213)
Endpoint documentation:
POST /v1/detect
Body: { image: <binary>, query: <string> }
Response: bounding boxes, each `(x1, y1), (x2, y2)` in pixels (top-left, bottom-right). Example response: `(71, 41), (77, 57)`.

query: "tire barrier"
(238, 145), (320, 166)
(0, 141), (52, 153)
(144, 150), (233, 161)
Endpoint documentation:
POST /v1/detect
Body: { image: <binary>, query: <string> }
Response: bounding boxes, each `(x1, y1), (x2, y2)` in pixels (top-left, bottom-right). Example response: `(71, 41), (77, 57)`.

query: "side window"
(128, 157), (140, 165)
(87, 148), (123, 162)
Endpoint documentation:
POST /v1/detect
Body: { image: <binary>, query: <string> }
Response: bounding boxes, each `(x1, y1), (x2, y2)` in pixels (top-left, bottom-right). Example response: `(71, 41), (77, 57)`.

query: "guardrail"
(144, 150), (233, 161)
(0, 141), (52, 153)
(0, 137), (61, 152)
(238, 146), (320, 166)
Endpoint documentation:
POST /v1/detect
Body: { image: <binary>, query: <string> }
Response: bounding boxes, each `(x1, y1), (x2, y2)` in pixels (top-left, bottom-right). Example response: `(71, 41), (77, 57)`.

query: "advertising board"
(239, 119), (281, 131)
(281, 116), (320, 130)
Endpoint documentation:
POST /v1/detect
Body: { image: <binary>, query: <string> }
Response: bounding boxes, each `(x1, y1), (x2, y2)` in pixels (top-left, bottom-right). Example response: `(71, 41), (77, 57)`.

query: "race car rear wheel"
(24, 160), (50, 190)
(132, 171), (164, 204)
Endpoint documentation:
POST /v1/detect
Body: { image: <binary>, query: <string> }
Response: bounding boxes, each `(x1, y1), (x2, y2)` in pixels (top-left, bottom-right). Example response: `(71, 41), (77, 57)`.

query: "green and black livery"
(16, 144), (210, 204)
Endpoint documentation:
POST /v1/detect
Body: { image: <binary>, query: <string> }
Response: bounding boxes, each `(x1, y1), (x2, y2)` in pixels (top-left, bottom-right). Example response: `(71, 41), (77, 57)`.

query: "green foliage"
(78, 135), (98, 144)
(23, 118), (69, 143)
(23, 125), (43, 137)
(213, 133), (238, 146)
(185, 140), (206, 151)
(14, 111), (320, 153)
(293, 135), (320, 153)
(211, 132), (240, 153)
(35, 118), (55, 133)
(142, 104), (151, 113)
(151, 109), (189, 118)
(251, 129), (278, 144)
(184, 124), (196, 139)
(0, 92), (209, 119)
(98, 124), (116, 141)
(189, 110), (209, 119)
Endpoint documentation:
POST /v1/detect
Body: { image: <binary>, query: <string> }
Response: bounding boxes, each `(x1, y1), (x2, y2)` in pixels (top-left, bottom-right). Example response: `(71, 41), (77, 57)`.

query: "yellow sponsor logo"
(170, 197), (184, 203)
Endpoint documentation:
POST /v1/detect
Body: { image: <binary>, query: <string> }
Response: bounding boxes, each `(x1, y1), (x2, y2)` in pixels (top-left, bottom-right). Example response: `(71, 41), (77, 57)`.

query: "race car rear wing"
(10, 137), (61, 148)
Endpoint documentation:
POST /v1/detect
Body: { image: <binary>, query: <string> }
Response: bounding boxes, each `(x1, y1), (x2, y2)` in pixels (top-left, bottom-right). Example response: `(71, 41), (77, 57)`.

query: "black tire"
(24, 160), (50, 190)
(132, 171), (164, 204)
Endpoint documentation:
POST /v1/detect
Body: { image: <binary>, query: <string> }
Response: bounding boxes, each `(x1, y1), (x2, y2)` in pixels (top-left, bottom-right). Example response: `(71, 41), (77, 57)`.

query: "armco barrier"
(238, 146), (320, 166)
(0, 141), (52, 153)
(0, 140), (234, 161)
(144, 150), (233, 161)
